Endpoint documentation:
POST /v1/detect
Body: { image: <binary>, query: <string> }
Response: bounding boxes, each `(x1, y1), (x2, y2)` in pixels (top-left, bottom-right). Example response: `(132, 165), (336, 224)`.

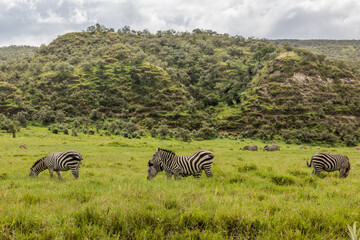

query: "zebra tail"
(306, 158), (313, 167)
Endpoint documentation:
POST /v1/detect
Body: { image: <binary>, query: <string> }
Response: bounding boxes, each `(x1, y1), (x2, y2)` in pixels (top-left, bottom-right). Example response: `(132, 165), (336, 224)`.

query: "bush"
(157, 124), (169, 139)
(192, 122), (218, 140)
(238, 164), (258, 172)
(174, 128), (191, 142)
(271, 175), (295, 186)
(150, 128), (157, 138)
(89, 109), (102, 120)
(122, 119), (138, 136)
(71, 128), (78, 136)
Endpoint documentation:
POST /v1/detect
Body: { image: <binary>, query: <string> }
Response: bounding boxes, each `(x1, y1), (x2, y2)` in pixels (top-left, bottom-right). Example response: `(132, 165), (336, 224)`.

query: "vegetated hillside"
(0, 25), (360, 144)
(0, 27), (276, 130)
(276, 39), (360, 62)
(0, 45), (37, 62)
(235, 49), (360, 145)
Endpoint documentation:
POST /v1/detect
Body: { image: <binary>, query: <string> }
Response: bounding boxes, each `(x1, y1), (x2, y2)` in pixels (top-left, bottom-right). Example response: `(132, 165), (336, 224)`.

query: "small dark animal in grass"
(299, 146), (307, 150)
(242, 145), (258, 151)
(355, 147), (360, 151)
(263, 145), (280, 151)
(147, 148), (214, 180)
(307, 152), (353, 178)
(19, 145), (27, 150)
(29, 150), (83, 180)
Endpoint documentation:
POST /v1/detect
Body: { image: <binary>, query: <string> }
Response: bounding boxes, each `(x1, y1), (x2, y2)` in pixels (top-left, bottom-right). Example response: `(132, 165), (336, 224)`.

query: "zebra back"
(45, 150), (83, 171)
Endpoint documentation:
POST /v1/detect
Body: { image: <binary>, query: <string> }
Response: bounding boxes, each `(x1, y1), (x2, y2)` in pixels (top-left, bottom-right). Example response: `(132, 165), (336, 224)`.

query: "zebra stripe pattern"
(147, 148), (214, 180)
(29, 150), (83, 180)
(307, 152), (351, 178)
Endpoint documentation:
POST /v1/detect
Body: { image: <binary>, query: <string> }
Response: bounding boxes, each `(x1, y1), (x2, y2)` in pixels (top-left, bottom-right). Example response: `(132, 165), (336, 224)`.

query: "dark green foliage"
(1, 28), (360, 144)
(174, 127), (191, 142)
(271, 175), (296, 186)
(238, 164), (258, 172)
(192, 122), (218, 140)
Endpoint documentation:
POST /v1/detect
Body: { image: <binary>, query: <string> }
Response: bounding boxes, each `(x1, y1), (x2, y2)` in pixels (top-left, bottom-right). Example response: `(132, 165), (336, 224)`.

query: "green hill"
(276, 39), (360, 62)
(0, 26), (360, 144)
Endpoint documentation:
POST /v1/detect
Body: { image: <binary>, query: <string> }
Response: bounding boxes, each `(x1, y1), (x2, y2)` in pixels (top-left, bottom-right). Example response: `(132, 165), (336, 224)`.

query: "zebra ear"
(156, 147), (160, 151)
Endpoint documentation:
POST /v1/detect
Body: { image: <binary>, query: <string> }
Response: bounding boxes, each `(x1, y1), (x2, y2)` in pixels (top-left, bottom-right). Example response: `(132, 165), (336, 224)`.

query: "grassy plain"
(0, 127), (360, 239)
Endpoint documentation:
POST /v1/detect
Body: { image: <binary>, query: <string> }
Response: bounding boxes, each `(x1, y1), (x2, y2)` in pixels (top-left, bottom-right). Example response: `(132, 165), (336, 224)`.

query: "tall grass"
(0, 127), (359, 239)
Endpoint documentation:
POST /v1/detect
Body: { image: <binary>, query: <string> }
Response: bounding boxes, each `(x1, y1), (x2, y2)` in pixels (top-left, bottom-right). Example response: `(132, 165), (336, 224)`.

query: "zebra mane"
(30, 157), (45, 169)
(158, 148), (176, 156)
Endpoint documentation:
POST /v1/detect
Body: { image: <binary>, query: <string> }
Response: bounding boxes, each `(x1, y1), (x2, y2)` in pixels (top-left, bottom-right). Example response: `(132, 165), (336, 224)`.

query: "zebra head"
(343, 160), (352, 178)
(147, 161), (164, 180)
(147, 148), (169, 180)
(29, 158), (46, 177)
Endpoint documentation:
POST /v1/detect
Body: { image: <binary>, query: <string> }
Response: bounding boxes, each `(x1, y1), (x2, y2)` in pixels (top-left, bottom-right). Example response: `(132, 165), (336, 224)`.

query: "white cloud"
(35, 9), (65, 24)
(1, 0), (360, 46)
(70, 8), (90, 24)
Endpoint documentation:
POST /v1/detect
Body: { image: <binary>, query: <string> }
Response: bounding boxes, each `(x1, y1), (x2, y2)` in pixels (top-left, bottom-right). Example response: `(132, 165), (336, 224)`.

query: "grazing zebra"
(307, 152), (352, 178)
(147, 148), (214, 180)
(263, 144), (280, 151)
(242, 145), (258, 151)
(29, 150), (83, 180)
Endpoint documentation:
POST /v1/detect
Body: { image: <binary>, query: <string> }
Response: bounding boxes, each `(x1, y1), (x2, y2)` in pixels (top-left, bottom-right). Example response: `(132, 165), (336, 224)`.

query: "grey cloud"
(268, 6), (360, 39)
(1, 0), (360, 46)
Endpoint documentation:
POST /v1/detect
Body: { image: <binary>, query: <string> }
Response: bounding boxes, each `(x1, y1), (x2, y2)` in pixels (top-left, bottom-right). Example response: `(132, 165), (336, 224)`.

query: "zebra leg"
(313, 167), (323, 175)
(165, 170), (173, 179)
(173, 171), (182, 180)
(193, 171), (202, 178)
(55, 171), (63, 181)
(204, 168), (213, 178)
(48, 169), (54, 178)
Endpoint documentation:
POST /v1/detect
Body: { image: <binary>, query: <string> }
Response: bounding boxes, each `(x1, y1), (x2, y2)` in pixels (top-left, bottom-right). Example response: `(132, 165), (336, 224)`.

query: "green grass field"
(0, 127), (359, 239)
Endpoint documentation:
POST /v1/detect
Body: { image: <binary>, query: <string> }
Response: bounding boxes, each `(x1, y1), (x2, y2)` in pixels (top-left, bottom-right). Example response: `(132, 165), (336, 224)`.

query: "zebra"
(242, 145), (258, 151)
(263, 144), (280, 151)
(147, 148), (214, 180)
(29, 150), (83, 180)
(307, 152), (352, 178)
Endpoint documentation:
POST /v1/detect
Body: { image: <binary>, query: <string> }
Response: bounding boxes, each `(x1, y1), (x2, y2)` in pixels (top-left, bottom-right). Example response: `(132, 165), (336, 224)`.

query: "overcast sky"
(1, 0), (360, 47)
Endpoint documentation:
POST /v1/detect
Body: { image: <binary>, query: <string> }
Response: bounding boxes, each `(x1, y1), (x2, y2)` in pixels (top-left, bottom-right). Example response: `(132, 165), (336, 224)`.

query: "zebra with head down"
(147, 148), (214, 180)
(29, 150), (83, 180)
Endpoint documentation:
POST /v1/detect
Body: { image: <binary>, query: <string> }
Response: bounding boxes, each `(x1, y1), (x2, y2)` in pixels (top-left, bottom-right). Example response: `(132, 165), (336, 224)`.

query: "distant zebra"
(263, 144), (280, 151)
(19, 145), (27, 150)
(307, 152), (352, 178)
(29, 150), (83, 180)
(242, 145), (258, 151)
(147, 148), (214, 180)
